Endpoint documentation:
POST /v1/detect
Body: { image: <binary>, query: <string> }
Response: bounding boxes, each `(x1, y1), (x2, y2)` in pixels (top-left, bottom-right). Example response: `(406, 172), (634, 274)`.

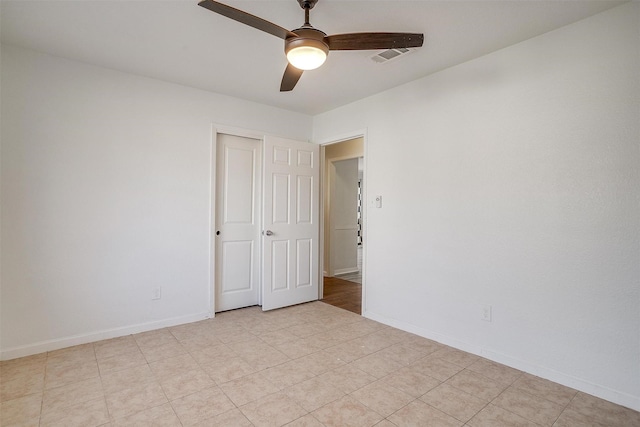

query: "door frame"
(209, 125), (365, 316)
(209, 124), (266, 318)
(317, 129), (368, 312)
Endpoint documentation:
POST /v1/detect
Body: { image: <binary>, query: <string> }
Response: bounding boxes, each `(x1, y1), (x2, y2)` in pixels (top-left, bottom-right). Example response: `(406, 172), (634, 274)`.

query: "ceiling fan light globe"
(287, 46), (327, 70)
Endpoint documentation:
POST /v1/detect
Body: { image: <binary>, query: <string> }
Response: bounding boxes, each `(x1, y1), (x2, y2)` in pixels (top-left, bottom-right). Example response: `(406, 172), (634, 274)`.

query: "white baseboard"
(0, 311), (212, 361)
(334, 267), (359, 276)
(481, 348), (640, 412)
(363, 309), (640, 412)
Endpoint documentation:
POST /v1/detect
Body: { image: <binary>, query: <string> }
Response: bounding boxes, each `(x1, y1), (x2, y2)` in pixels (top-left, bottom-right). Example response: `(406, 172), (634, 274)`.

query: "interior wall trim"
(364, 309), (640, 412)
(0, 311), (211, 361)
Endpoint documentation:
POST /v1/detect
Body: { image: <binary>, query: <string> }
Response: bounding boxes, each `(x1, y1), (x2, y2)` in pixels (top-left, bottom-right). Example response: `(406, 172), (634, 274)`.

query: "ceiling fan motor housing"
(285, 27), (329, 58)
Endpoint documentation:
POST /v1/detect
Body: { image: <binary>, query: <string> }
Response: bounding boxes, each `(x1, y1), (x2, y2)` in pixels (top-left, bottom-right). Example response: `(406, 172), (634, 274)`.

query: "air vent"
(371, 47), (412, 63)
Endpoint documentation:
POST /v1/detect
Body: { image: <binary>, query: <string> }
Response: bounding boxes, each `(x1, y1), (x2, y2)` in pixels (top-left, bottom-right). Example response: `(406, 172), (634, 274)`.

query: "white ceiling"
(0, 0), (624, 115)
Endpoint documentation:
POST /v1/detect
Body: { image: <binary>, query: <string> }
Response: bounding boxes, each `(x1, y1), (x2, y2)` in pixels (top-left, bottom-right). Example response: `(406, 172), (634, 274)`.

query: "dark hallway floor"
(321, 276), (362, 315)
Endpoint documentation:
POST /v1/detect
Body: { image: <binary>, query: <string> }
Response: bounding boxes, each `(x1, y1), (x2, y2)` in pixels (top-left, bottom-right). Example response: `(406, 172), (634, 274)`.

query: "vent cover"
(371, 47), (412, 63)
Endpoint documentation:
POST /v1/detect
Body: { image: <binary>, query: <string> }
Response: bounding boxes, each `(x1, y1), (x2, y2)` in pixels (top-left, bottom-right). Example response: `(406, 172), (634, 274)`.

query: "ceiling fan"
(198, 0), (424, 91)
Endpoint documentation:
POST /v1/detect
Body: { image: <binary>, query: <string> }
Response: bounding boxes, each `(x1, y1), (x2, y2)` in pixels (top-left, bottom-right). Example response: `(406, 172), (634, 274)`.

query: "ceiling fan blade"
(280, 64), (304, 92)
(198, 0), (298, 40)
(326, 32), (424, 51)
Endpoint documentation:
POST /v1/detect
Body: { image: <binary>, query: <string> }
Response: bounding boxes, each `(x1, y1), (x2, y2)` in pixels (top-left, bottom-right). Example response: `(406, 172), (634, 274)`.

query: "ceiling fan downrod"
(297, 0), (318, 27)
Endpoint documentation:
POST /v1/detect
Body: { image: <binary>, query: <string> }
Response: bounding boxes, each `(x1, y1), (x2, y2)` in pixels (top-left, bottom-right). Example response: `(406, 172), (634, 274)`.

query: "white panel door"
(262, 136), (319, 311)
(215, 134), (261, 312)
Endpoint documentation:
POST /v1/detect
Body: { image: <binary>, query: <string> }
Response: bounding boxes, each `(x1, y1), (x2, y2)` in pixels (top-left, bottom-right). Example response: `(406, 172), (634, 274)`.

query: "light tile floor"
(1, 301), (639, 426)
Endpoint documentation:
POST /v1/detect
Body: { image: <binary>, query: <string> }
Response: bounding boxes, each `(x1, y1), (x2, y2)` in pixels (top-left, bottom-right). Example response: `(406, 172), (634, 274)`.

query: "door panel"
(221, 241), (253, 292)
(271, 240), (289, 291)
(272, 174), (290, 224)
(262, 136), (319, 311)
(215, 134), (261, 312)
(296, 238), (312, 287)
(223, 147), (255, 223)
(297, 175), (313, 223)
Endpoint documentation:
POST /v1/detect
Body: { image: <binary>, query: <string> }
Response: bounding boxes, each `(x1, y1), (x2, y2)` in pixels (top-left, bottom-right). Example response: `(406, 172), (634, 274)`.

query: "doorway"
(321, 137), (364, 314)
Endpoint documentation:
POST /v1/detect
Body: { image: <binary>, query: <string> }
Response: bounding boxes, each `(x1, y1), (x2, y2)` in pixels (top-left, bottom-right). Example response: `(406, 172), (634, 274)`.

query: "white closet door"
(262, 136), (319, 311)
(215, 134), (261, 312)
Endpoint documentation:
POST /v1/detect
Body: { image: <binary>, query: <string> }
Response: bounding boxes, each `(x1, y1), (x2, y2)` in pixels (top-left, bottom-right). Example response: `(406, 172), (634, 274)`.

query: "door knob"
(263, 230), (274, 236)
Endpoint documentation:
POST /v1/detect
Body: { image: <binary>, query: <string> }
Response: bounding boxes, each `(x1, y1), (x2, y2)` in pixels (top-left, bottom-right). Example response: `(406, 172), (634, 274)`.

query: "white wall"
(0, 45), (312, 358)
(313, 2), (639, 410)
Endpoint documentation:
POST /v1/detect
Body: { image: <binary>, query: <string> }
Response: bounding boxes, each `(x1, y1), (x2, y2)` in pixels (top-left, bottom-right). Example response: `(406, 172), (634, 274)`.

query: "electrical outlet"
(481, 304), (492, 322)
(152, 286), (162, 300)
